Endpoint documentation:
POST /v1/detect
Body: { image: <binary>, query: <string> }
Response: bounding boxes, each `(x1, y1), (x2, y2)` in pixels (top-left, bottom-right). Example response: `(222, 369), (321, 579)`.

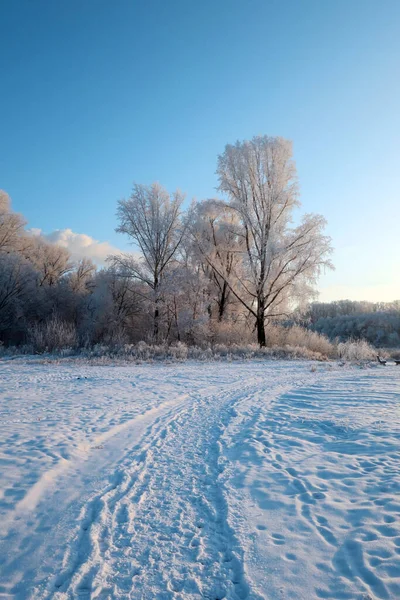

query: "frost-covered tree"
(216, 135), (333, 346)
(0, 254), (36, 340)
(0, 191), (26, 253)
(305, 304), (400, 348)
(80, 268), (144, 345)
(68, 258), (96, 294)
(27, 237), (73, 286)
(110, 183), (185, 340)
(189, 199), (245, 322)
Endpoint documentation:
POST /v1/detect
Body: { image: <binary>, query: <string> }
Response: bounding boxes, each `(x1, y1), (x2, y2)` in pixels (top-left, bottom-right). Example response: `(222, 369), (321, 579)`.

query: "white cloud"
(31, 228), (122, 266)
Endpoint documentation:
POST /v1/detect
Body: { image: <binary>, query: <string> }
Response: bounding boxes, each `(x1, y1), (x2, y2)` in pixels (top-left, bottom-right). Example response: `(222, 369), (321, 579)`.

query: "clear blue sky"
(1, 0), (399, 301)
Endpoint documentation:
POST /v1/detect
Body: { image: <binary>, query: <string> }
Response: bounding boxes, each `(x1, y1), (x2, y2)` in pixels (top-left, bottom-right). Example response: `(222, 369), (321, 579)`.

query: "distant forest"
(297, 301), (400, 348)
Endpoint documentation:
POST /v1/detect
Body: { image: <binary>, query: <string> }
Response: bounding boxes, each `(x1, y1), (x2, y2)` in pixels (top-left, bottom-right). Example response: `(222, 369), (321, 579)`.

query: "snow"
(0, 359), (399, 599)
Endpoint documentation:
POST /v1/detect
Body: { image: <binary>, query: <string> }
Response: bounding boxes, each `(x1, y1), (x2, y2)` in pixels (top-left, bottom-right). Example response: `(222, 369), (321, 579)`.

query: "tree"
(27, 237), (73, 286)
(111, 183), (185, 340)
(68, 258), (96, 294)
(189, 199), (245, 322)
(214, 135), (333, 346)
(0, 191), (26, 253)
(0, 254), (34, 337)
(81, 268), (143, 345)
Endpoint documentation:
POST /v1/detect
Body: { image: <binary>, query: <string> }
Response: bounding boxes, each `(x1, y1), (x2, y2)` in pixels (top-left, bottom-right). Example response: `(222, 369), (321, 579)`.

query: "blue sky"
(1, 0), (399, 301)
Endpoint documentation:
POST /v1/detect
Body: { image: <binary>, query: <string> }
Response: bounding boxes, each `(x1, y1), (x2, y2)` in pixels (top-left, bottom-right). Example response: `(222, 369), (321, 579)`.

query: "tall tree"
(214, 135), (333, 346)
(111, 182), (185, 340)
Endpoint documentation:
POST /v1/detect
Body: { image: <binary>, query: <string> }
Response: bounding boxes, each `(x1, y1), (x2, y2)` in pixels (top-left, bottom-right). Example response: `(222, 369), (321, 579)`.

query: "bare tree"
(27, 237), (73, 286)
(189, 199), (245, 322)
(68, 258), (96, 293)
(110, 182), (185, 340)
(214, 135), (333, 346)
(0, 191), (26, 253)
(0, 255), (29, 323)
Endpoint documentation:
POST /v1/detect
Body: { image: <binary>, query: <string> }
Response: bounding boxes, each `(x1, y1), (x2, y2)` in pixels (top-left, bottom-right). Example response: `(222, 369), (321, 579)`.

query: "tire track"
(39, 378), (266, 600)
(36, 395), (190, 599)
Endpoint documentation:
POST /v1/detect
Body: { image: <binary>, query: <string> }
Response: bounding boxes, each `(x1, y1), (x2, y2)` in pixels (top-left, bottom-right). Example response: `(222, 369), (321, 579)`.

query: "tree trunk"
(174, 296), (180, 341)
(153, 303), (159, 341)
(256, 317), (266, 347)
(217, 281), (229, 322)
(153, 277), (160, 342)
(256, 300), (266, 347)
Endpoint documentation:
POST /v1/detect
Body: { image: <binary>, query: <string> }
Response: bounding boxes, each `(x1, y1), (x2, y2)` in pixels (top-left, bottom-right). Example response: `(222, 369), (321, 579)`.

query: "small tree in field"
(111, 183), (185, 341)
(215, 135), (333, 346)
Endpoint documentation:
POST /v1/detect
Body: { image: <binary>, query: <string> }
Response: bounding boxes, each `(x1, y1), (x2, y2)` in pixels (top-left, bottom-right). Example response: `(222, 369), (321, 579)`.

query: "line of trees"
(0, 136), (333, 350)
(297, 300), (400, 348)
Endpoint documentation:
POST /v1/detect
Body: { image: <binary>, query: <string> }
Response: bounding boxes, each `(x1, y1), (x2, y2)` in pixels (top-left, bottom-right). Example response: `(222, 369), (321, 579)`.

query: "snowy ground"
(0, 359), (399, 600)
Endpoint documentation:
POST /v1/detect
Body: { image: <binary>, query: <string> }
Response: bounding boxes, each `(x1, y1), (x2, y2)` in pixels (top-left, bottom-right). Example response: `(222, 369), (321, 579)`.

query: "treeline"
(298, 301), (400, 348)
(0, 190), (135, 349)
(1, 136), (334, 351)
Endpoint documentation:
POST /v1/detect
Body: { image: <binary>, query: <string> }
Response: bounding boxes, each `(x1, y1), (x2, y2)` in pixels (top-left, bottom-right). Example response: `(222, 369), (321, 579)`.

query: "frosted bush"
(266, 325), (335, 358)
(29, 317), (77, 353)
(135, 341), (153, 360)
(337, 340), (375, 361)
(4, 325), (372, 363)
(168, 342), (188, 361)
(208, 321), (254, 345)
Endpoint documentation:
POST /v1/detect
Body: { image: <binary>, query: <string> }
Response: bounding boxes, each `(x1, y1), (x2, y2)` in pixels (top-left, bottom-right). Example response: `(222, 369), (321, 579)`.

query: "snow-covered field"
(0, 360), (399, 600)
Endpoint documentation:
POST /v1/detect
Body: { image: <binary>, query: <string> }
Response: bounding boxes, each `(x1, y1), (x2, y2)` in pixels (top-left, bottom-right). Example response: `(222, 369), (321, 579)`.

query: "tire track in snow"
(38, 378), (267, 600)
(36, 396), (190, 598)
(11, 396), (187, 515)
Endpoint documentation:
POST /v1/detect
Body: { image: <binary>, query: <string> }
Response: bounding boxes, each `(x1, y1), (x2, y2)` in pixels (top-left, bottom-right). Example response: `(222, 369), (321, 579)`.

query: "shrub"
(336, 339), (375, 361)
(28, 317), (77, 353)
(168, 342), (189, 361)
(266, 325), (335, 358)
